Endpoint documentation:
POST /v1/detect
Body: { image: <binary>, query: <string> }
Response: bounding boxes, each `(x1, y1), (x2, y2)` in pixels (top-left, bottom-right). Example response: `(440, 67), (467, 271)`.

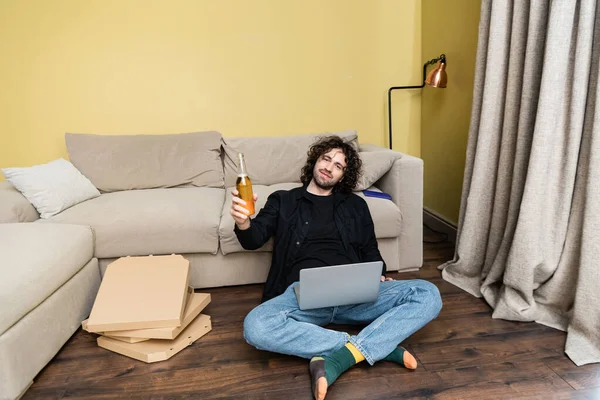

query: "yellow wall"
(0, 0), (421, 175)
(421, 0), (481, 224)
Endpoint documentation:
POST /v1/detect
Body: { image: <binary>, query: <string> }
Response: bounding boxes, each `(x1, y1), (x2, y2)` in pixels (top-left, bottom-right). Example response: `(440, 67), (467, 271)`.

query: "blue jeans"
(243, 279), (442, 365)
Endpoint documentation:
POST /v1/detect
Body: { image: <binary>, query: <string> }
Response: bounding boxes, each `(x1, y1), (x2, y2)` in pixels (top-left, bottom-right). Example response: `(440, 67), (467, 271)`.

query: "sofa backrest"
(221, 130), (358, 187)
(66, 132), (224, 192)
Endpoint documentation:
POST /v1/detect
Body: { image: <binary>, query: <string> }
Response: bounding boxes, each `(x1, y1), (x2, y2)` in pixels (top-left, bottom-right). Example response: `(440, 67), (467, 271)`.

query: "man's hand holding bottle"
(230, 190), (258, 230)
(232, 152), (257, 230)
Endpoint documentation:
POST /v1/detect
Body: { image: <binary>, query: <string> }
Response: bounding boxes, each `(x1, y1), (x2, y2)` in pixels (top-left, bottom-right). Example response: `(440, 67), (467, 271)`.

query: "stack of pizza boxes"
(82, 255), (211, 363)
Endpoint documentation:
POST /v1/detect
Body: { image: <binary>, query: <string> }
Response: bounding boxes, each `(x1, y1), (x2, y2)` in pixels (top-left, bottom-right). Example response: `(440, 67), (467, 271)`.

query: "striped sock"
(309, 343), (364, 400)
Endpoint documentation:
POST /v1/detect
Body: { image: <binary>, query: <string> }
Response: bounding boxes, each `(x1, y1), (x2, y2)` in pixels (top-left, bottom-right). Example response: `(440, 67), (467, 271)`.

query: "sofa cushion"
(0, 223), (94, 336)
(66, 131), (224, 192)
(222, 130), (358, 187)
(219, 183), (401, 255)
(355, 190), (402, 238)
(0, 181), (39, 223)
(39, 188), (224, 258)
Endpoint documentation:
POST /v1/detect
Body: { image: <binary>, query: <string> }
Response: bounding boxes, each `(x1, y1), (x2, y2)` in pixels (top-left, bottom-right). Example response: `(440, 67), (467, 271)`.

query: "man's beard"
(313, 169), (337, 190)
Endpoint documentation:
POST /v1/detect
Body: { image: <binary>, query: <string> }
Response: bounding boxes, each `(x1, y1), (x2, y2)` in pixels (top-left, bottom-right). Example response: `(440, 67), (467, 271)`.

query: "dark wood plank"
(430, 291), (493, 317)
(543, 355), (600, 390)
(567, 388), (600, 400)
(411, 326), (566, 371)
(432, 360), (573, 399)
(408, 305), (550, 344)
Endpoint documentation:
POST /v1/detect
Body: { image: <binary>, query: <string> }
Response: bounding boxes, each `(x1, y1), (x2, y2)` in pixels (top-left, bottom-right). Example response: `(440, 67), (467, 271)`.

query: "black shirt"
(285, 192), (354, 286)
(234, 186), (386, 302)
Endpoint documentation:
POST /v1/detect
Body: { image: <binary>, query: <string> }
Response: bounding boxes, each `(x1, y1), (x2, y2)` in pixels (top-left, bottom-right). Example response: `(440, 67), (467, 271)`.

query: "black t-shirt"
(285, 191), (354, 285)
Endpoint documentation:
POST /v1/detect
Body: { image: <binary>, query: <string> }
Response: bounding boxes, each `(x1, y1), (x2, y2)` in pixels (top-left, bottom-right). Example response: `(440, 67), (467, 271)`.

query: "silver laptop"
(293, 261), (383, 310)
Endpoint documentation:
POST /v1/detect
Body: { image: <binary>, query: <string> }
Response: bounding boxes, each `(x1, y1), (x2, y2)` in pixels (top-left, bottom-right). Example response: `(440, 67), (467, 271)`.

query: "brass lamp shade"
(426, 59), (447, 88)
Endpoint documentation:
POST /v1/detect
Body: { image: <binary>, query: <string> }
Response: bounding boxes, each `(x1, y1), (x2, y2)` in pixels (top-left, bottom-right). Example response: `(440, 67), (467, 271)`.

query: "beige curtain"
(439, 0), (600, 366)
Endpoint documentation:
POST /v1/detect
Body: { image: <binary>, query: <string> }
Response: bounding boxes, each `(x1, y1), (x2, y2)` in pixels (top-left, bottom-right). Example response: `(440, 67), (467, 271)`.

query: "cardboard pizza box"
(102, 292), (211, 340)
(97, 314), (212, 363)
(86, 254), (190, 332)
(103, 335), (149, 344)
(81, 319), (150, 343)
(81, 288), (205, 341)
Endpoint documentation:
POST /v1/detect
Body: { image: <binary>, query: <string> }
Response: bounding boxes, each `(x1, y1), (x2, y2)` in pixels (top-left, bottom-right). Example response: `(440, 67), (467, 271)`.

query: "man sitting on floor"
(230, 135), (442, 400)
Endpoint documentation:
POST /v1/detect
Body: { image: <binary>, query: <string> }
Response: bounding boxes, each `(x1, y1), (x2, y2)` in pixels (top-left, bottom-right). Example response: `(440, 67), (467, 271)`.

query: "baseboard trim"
(423, 207), (457, 244)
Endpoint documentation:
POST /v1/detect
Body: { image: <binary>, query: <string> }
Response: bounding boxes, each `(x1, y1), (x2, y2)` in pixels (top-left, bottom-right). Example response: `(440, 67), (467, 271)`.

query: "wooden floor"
(24, 233), (600, 399)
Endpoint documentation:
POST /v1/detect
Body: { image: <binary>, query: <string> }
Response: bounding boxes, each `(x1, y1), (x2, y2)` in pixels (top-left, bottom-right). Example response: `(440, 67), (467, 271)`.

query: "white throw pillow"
(2, 158), (101, 219)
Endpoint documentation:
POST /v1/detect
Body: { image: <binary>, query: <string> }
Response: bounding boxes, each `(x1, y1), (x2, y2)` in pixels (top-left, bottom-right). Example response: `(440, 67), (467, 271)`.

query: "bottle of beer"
(236, 153), (255, 216)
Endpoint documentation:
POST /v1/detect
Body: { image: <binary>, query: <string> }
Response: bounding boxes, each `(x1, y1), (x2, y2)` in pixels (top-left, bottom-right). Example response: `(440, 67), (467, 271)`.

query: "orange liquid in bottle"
(236, 174), (255, 216)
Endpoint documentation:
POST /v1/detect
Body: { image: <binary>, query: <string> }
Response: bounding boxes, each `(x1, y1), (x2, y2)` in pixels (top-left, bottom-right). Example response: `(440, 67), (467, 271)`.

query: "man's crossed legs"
(243, 279), (443, 399)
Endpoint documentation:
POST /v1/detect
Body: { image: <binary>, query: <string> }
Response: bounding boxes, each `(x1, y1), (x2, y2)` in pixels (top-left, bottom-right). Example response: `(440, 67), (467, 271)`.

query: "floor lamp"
(388, 54), (447, 149)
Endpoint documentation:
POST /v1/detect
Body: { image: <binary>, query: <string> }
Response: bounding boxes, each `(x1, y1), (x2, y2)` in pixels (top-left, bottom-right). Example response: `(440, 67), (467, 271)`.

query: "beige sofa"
(0, 223), (100, 400)
(0, 130), (423, 399)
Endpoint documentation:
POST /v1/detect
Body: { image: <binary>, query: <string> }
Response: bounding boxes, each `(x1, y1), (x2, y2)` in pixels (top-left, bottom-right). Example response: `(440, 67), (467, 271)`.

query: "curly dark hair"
(300, 135), (362, 193)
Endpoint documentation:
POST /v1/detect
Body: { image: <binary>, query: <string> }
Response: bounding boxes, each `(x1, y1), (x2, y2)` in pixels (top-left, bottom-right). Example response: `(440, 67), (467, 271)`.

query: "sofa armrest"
(359, 144), (423, 270)
(0, 181), (39, 223)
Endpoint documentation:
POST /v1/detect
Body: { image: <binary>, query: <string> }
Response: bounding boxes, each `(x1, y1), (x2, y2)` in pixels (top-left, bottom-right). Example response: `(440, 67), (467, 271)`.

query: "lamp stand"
(388, 55), (445, 149)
